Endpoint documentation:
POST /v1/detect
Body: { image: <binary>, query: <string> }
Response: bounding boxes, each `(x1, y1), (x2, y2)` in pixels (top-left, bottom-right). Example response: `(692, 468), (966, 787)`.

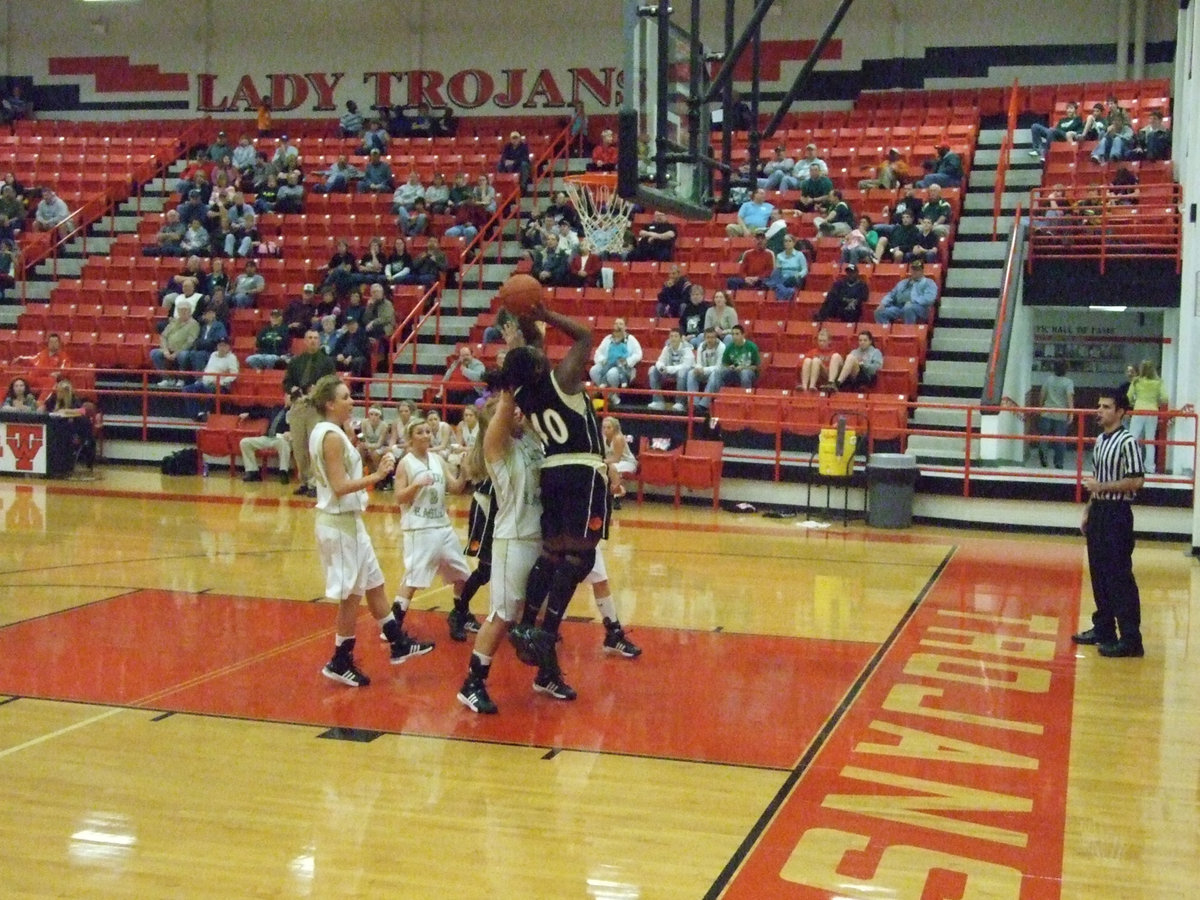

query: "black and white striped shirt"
(1091, 426), (1144, 500)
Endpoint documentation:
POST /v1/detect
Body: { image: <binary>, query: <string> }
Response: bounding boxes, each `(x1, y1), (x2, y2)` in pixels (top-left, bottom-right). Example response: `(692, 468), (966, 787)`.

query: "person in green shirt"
(1030, 101), (1084, 161)
(720, 324), (760, 389)
(795, 163), (835, 212)
(1127, 360), (1169, 474)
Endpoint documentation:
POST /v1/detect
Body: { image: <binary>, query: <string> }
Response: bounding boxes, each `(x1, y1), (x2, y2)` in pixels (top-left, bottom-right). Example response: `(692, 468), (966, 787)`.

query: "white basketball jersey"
(310, 421), (368, 514)
(486, 430), (543, 541)
(399, 452), (452, 530)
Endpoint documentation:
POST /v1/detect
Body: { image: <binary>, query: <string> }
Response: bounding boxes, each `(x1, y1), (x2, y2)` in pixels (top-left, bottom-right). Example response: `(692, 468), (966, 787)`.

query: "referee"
(1072, 388), (1146, 657)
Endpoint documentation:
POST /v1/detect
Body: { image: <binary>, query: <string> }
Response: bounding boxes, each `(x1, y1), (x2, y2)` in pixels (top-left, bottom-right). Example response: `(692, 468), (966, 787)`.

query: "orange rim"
(563, 172), (618, 188)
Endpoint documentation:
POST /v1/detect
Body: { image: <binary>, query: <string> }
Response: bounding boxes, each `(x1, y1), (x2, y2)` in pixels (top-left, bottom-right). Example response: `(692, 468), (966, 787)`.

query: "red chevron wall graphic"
(730, 39), (843, 82)
(48, 56), (189, 93)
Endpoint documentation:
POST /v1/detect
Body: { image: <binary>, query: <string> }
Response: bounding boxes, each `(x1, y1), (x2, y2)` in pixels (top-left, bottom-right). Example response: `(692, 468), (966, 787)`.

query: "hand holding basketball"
(498, 273), (547, 319)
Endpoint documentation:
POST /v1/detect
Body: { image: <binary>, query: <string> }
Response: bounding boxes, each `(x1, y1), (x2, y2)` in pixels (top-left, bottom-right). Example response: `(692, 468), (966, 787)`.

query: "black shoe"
(294, 484), (311, 496)
(242, 471), (263, 482)
(603, 625), (643, 658)
(457, 676), (498, 714)
(390, 634), (435, 664)
(278, 471), (290, 484)
(508, 624), (540, 666)
(322, 656), (371, 687)
(1071, 628), (1100, 645)
(447, 608), (475, 642)
(1098, 639), (1145, 658)
(533, 667), (577, 701)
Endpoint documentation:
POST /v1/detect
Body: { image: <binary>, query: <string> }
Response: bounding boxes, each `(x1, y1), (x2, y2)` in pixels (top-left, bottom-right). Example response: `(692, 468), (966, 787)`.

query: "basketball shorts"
(316, 513), (385, 600)
(402, 525), (473, 590)
(583, 545), (607, 585)
(489, 537), (540, 621)
(540, 464), (610, 544)
(464, 495), (495, 563)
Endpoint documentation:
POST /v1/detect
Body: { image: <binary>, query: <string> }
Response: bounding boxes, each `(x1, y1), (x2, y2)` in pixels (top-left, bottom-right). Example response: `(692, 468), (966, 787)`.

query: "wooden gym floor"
(0, 470), (1196, 899)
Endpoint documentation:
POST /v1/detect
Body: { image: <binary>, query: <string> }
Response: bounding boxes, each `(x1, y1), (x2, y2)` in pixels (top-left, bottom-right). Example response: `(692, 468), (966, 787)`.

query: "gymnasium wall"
(0, 0), (1179, 121)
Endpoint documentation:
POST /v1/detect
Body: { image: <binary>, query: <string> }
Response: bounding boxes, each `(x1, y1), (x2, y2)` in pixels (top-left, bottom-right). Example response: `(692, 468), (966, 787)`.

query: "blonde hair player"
(308, 375), (434, 687)
(390, 416), (473, 634)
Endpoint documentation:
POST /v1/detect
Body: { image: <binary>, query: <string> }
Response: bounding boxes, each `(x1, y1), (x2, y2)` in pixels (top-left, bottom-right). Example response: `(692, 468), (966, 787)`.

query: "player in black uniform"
(449, 413), (497, 641)
(494, 302), (612, 674)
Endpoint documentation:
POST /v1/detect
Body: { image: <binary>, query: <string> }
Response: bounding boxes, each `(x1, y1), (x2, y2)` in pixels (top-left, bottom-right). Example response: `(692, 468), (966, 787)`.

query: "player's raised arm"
(534, 303), (594, 394)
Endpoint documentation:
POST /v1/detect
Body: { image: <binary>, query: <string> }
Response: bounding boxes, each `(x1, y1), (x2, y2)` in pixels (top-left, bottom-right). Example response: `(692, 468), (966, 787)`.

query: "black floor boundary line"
(702, 546), (958, 900)
(0, 547), (301, 580)
(0, 695), (20, 707)
(0, 587), (144, 632)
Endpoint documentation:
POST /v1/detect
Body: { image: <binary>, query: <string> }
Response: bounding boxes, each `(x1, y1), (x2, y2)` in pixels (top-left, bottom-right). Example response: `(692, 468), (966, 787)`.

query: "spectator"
(909, 218), (942, 264)
(686, 327), (727, 410)
(339, 100), (364, 138)
(469, 173), (498, 219)
(313, 155), (362, 194)
(274, 170), (305, 214)
(767, 233), (808, 298)
(497, 130), (532, 189)
(757, 144), (798, 191)
(176, 187), (209, 228)
(160, 256), (210, 304)
(702, 289), (739, 345)
(355, 405), (388, 475)
(399, 197), (429, 237)
(384, 236), (415, 286)
(554, 219), (580, 256)
(568, 98), (590, 155)
(146, 209), (185, 256)
(359, 119), (389, 156)
(532, 232), (571, 286)
(207, 132), (234, 164)
(914, 144), (964, 189)
(1, 85), (32, 124)
(1127, 360), (1168, 474)
(256, 97), (272, 137)
(360, 149), (395, 194)
(284, 284), (320, 338)
(183, 336), (238, 421)
(814, 189), (854, 237)
(438, 343), (486, 407)
(362, 283), (396, 351)
(647, 328), (695, 410)
(726, 187), (774, 237)
(544, 191), (582, 233)
(177, 217), (209, 256)
(858, 147), (908, 190)
(874, 260), (939, 325)
(828, 330), (883, 392)
(282, 329), (336, 496)
(320, 239), (357, 296)
(27, 332), (73, 401)
(246, 308), (291, 370)
(317, 314), (340, 355)
(44, 378), (97, 472)
(163, 276), (202, 321)
(331, 317), (371, 387)
(798, 327), (841, 393)
(3, 376), (39, 413)
(568, 239), (602, 287)
(1136, 109), (1171, 161)
(355, 236), (388, 285)
(412, 236), (448, 287)
(1090, 97), (1135, 164)
(252, 173), (281, 214)
(678, 283), (710, 345)
(797, 143), (828, 176)
(762, 208), (792, 254)
(239, 402), (292, 483)
(794, 163), (835, 212)
(179, 307), (228, 372)
(719, 324), (760, 389)
(1030, 101), (1084, 162)
(840, 228), (875, 266)
(632, 209), (677, 262)
(150, 304), (200, 385)
(219, 192), (257, 257)
(424, 172), (450, 213)
(726, 230), (776, 294)
(1070, 103), (1108, 145)
(231, 135), (257, 173)
(446, 171), (474, 217)
(878, 187), (923, 238)
(921, 183), (954, 238)
(231, 260), (265, 309)
(271, 135), (299, 169)
(589, 318), (643, 405)
(875, 209), (919, 263)
(815, 264), (869, 324)
(0, 184), (26, 228)
(34, 188), (70, 235)
(590, 129), (618, 171)
(1036, 359), (1075, 469)
(656, 264), (691, 318)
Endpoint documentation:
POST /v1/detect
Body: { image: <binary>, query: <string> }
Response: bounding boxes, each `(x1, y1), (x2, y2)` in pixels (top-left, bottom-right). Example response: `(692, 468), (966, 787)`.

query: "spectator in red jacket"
(590, 129), (618, 171)
(725, 231), (776, 293)
(568, 239), (602, 287)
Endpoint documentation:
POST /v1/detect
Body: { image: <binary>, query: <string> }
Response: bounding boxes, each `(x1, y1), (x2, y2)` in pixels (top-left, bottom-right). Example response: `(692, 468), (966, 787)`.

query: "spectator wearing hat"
(246, 309), (291, 370)
(497, 131), (531, 189)
(183, 336), (238, 421)
(757, 144), (799, 191)
(814, 264), (869, 324)
(180, 307), (229, 373)
(231, 260), (265, 309)
(284, 284), (319, 338)
(859, 148), (909, 190)
(797, 143), (829, 177)
(874, 260), (939, 325)
(208, 131), (233, 164)
(272, 135), (299, 169)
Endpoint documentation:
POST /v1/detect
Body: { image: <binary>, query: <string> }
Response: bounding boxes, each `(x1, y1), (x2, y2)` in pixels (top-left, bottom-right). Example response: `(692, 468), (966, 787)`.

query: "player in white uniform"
(308, 375), (434, 687)
(458, 389), (575, 712)
(391, 417), (472, 628)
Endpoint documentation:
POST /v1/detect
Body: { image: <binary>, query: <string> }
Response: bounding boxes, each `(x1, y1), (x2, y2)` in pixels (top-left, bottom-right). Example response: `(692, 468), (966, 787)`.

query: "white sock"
(334, 633), (353, 647)
(393, 595), (410, 612)
(473, 650), (493, 666)
(594, 593), (617, 622)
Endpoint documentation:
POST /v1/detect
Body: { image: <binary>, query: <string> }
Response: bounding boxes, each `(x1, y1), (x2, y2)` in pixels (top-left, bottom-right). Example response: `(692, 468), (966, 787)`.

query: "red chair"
(195, 413), (245, 476)
(675, 439), (723, 509)
(634, 436), (680, 506)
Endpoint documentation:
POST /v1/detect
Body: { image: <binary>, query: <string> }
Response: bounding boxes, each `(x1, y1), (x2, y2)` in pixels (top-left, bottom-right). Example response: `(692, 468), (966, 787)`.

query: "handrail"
(991, 78), (1020, 240)
(983, 203), (1024, 404)
(384, 280), (444, 384)
(1026, 182), (1182, 272)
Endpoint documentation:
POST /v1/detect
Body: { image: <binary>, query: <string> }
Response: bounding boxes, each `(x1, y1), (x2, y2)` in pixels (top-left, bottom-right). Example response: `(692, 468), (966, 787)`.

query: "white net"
(562, 178), (635, 256)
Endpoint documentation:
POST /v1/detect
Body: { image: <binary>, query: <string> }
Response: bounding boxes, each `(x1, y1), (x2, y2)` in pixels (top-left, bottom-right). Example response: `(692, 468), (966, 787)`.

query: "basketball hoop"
(562, 172), (635, 257)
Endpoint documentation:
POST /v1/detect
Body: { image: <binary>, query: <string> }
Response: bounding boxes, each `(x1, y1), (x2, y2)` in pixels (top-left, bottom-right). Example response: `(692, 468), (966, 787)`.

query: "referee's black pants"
(1085, 500), (1142, 644)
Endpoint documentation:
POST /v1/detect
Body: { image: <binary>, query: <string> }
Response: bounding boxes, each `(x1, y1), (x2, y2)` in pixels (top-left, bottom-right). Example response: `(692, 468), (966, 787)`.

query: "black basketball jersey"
(514, 370), (604, 459)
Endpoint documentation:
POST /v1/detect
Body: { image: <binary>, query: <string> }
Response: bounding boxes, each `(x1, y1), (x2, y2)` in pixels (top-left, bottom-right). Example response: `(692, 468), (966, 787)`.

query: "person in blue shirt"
(873, 260), (939, 325)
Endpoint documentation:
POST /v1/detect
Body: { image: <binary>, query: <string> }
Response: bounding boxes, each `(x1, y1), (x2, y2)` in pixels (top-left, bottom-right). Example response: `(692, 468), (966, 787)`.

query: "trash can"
(867, 453), (918, 528)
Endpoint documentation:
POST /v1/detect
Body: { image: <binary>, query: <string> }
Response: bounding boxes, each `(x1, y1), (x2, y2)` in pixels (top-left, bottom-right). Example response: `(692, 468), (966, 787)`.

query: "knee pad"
(560, 548), (597, 586)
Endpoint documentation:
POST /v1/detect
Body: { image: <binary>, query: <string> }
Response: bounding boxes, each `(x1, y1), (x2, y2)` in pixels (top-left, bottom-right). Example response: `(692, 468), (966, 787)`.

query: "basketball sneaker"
(533, 667), (577, 701)
(603, 624), (643, 658)
(508, 624), (540, 666)
(457, 677), (499, 714)
(390, 634), (435, 664)
(322, 657), (371, 687)
(448, 609), (482, 642)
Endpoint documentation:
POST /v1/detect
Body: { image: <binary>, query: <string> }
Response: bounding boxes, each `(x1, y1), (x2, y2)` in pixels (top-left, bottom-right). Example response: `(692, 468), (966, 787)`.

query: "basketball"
(498, 273), (545, 318)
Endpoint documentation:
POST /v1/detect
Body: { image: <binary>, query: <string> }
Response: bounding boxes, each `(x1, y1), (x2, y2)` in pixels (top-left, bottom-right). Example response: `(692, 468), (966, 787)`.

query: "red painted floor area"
(0, 590), (875, 769)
